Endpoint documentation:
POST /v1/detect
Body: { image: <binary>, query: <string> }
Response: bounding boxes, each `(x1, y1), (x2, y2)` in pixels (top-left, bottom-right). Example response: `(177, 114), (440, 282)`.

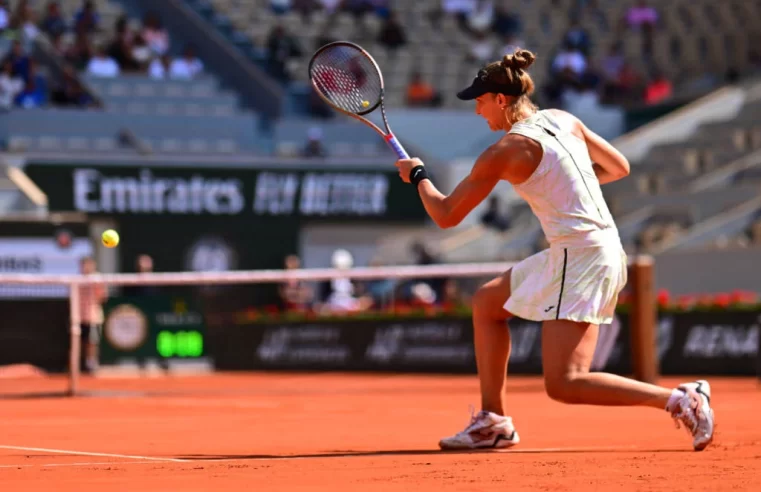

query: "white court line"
(0, 460), (166, 469)
(0, 445), (664, 469)
(0, 445), (188, 463)
(0, 444), (680, 469)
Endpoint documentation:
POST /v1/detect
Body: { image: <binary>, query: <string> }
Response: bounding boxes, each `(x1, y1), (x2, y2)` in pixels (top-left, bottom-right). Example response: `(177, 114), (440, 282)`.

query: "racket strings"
(310, 46), (382, 115)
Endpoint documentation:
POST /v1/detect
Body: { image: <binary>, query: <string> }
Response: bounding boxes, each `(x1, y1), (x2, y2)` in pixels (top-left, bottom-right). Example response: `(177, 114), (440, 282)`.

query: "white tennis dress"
(503, 110), (627, 325)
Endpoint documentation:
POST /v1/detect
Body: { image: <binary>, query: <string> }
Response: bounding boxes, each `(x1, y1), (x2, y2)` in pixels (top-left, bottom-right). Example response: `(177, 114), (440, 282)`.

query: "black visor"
(456, 69), (523, 100)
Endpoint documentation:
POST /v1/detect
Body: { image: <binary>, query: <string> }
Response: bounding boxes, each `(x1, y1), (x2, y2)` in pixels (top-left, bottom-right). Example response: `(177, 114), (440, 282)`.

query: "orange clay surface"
(0, 373), (760, 491)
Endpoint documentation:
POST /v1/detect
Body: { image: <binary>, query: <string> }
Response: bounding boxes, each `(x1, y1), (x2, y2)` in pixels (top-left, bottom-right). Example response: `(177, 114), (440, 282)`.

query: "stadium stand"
(0, 0), (267, 155)
(2, 0), (761, 258)
(191, 0), (761, 109)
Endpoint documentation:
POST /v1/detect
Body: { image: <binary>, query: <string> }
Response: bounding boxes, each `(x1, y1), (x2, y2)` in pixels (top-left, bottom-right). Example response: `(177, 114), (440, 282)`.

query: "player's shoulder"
(543, 108), (583, 128)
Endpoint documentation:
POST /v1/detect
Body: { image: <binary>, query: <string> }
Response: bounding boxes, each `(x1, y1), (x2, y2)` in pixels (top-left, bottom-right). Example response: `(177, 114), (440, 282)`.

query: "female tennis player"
(395, 49), (714, 452)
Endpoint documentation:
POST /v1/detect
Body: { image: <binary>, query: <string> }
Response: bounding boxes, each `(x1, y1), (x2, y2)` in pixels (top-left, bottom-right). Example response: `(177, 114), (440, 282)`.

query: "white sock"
(665, 389), (685, 412)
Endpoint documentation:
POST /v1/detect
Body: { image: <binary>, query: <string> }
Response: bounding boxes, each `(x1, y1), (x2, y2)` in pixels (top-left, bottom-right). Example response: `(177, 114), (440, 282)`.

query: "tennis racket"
(308, 41), (410, 160)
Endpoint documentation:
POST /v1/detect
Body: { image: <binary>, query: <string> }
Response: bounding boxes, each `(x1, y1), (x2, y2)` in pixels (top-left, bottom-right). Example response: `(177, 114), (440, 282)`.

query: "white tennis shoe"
(670, 380), (715, 451)
(439, 408), (520, 450)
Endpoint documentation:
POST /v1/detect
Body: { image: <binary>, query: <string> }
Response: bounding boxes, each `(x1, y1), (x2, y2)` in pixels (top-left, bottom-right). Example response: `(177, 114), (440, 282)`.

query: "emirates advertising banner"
(24, 164), (427, 221)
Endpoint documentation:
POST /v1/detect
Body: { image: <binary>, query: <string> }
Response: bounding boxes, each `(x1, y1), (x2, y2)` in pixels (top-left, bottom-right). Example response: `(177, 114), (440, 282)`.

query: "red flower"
(657, 289), (670, 307)
(713, 293), (731, 308)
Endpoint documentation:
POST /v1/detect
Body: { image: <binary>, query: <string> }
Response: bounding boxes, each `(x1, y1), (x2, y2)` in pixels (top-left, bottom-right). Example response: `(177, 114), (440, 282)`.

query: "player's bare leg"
(541, 320), (671, 407)
(471, 270), (513, 414)
(541, 319), (715, 450)
(439, 270), (520, 450)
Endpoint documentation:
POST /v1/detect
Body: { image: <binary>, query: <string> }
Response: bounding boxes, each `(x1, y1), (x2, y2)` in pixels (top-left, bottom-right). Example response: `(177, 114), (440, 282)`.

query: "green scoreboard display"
(100, 296), (208, 366)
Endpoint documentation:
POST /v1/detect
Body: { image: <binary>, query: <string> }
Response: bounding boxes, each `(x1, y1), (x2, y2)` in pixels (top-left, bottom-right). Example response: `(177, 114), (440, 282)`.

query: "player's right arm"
(579, 121), (630, 185)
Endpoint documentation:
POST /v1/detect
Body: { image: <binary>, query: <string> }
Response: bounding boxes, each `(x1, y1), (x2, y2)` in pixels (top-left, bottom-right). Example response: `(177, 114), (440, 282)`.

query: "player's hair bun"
(502, 49), (536, 72)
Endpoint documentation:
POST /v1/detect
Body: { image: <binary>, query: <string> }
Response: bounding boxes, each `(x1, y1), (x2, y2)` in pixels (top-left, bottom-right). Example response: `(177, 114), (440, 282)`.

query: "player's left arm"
(395, 152), (503, 229)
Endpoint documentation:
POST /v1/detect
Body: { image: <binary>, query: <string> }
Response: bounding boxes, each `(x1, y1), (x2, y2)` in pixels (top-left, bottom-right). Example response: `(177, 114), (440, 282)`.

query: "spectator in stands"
(271, 0), (292, 15)
(302, 127), (327, 158)
(623, 0), (658, 55)
(122, 254), (160, 297)
(51, 64), (94, 107)
(319, 249), (372, 314)
(563, 16), (591, 56)
(552, 40), (587, 77)
(108, 16), (140, 72)
(624, 0), (658, 30)
(16, 1), (40, 45)
(16, 58), (47, 100)
(480, 196), (510, 232)
(132, 36), (153, 71)
(277, 254), (314, 312)
(431, 0), (474, 32)
(600, 41), (625, 81)
(41, 1), (67, 39)
(170, 45), (204, 80)
(86, 45), (120, 78)
(141, 12), (169, 57)
(74, 0), (99, 33)
(2, 40), (30, 81)
(409, 241), (445, 303)
(317, 0), (341, 15)
(0, 0), (8, 32)
(79, 257), (107, 374)
(468, 30), (494, 63)
(405, 71), (442, 108)
(0, 59), (24, 111)
(492, 4), (521, 37)
(644, 69), (673, 105)
(266, 24), (301, 82)
(377, 11), (406, 53)
(148, 53), (171, 79)
(467, 0), (494, 35)
(65, 30), (93, 70)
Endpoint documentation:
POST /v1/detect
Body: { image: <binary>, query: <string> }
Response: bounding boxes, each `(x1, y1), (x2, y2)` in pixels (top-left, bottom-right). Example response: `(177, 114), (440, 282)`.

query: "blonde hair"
(481, 48), (538, 122)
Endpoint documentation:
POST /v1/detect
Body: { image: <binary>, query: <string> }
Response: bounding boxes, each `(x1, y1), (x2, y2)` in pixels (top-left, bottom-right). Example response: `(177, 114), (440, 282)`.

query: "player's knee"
(472, 286), (510, 321)
(471, 286), (492, 314)
(544, 373), (583, 404)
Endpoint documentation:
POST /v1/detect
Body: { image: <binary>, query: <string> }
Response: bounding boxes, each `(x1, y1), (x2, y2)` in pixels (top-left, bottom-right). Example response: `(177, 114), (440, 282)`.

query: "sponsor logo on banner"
(365, 321), (473, 365)
(74, 169), (245, 215)
(256, 326), (352, 364)
(0, 237), (93, 298)
(72, 168), (392, 218)
(104, 304), (149, 351)
(254, 172), (389, 217)
(682, 321), (760, 358)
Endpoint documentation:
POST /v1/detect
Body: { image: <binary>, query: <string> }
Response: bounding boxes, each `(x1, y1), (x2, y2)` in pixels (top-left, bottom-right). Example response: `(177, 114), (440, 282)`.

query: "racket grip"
(385, 134), (409, 160)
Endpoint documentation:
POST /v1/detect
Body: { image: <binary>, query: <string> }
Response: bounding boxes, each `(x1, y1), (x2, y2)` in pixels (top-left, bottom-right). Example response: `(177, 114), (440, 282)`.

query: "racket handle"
(385, 134), (409, 160)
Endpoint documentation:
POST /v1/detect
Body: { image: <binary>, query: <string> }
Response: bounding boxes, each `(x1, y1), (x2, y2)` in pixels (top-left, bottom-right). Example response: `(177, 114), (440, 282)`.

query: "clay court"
(0, 373), (759, 491)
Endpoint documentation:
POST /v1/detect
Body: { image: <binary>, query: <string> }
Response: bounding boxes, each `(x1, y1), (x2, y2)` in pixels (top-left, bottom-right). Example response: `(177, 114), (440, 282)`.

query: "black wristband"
(409, 165), (430, 188)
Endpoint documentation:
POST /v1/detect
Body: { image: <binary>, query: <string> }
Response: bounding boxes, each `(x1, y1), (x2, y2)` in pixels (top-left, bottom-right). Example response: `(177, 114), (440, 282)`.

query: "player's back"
(507, 109), (619, 249)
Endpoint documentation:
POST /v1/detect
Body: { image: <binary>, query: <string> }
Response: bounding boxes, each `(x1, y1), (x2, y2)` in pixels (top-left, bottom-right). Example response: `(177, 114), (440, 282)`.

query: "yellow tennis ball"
(362, 100), (369, 108)
(102, 229), (119, 248)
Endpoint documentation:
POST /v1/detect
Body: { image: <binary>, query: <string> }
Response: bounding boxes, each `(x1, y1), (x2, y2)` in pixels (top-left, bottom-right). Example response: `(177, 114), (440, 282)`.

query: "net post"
(629, 255), (658, 384)
(68, 283), (81, 397)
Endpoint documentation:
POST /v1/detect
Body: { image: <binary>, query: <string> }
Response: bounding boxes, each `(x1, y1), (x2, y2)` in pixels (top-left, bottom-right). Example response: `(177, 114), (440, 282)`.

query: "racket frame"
(308, 41), (409, 159)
